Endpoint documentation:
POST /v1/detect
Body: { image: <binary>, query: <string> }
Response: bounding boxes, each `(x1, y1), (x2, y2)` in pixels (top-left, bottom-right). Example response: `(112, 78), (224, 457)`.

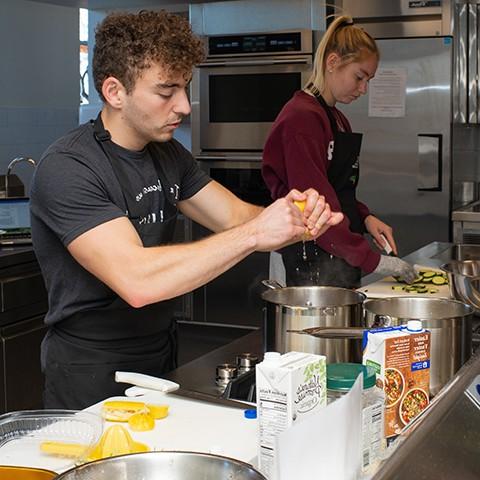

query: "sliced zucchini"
(429, 288), (439, 294)
(422, 271), (437, 278)
(431, 276), (447, 285)
(391, 285), (404, 291)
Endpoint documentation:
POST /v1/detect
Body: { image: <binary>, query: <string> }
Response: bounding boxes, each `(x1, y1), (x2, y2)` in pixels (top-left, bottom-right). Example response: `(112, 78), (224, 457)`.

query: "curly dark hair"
(93, 10), (205, 101)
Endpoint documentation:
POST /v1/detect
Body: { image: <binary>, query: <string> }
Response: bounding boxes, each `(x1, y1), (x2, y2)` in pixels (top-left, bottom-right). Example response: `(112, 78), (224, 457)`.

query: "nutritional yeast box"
(256, 351), (327, 480)
(362, 326), (430, 438)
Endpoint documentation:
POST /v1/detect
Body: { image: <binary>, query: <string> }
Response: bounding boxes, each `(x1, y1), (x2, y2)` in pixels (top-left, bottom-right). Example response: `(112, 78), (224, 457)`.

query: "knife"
(170, 388), (253, 410)
(115, 370), (251, 410)
(380, 233), (395, 256)
(115, 371), (180, 392)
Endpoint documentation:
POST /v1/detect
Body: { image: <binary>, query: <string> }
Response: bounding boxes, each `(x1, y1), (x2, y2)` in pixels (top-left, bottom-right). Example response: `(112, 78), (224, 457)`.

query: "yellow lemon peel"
(293, 200), (313, 240)
(293, 200), (306, 212)
(101, 400), (149, 422)
(146, 404), (169, 419)
(40, 441), (89, 458)
(127, 412), (155, 432)
(87, 425), (149, 461)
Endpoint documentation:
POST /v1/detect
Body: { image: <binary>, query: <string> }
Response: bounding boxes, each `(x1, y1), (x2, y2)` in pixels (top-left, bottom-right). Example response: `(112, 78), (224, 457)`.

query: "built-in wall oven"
(191, 160), (272, 328)
(189, 30), (313, 328)
(191, 30), (313, 156)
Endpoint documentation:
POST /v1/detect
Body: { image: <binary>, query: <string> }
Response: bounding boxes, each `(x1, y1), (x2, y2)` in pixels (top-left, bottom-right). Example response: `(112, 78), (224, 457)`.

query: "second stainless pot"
(262, 285), (366, 364)
(363, 296), (473, 395)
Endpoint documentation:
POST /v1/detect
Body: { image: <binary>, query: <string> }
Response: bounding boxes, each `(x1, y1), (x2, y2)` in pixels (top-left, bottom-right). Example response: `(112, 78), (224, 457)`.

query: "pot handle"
(262, 279), (285, 290)
(370, 314), (393, 328)
(287, 326), (365, 339)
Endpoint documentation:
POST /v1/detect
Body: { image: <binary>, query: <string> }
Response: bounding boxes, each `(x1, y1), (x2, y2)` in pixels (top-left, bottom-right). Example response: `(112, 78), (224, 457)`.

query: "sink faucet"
(5, 156), (36, 197)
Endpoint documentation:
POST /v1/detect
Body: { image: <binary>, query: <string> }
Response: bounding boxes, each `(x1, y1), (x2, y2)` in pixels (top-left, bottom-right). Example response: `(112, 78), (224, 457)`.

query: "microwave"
(191, 30), (313, 155)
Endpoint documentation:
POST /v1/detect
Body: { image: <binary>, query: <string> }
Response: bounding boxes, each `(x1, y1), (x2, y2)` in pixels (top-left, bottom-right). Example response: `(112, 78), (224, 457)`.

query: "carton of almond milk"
(256, 351), (327, 479)
(362, 324), (430, 438)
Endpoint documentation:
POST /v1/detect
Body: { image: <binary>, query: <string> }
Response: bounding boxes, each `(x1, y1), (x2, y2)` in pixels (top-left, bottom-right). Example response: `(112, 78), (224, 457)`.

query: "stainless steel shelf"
(452, 199), (480, 222)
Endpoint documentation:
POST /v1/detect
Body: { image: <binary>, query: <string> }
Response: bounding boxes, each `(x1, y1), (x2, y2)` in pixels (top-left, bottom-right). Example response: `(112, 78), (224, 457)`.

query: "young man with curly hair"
(30, 11), (342, 409)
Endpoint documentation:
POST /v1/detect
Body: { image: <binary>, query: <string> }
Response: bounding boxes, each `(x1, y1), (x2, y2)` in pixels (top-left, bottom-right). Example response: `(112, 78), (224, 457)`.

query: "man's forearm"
(69, 198), (302, 308)
(124, 221), (260, 306)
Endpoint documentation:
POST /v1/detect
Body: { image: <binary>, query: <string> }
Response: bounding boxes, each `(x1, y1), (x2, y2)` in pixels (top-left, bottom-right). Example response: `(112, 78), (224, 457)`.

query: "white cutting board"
(87, 392), (258, 465)
(358, 265), (451, 299)
(0, 393), (258, 474)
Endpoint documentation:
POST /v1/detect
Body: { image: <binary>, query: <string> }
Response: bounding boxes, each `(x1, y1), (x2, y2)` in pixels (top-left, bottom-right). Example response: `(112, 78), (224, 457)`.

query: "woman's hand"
(365, 215), (397, 255)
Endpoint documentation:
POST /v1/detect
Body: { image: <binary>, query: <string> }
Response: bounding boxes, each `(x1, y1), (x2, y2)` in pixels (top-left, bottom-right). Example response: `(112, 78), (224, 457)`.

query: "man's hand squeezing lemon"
(293, 200), (313, 240)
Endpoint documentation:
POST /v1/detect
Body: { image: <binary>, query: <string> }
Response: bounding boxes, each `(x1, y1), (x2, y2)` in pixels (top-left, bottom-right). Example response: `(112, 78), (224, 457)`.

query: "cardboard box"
(256, 351), (326, 479)
(363, 326), (430, 438)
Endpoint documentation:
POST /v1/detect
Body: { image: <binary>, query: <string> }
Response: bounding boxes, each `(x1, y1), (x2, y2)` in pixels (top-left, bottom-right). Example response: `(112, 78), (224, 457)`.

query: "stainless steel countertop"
(361, 241), (452, 286)
(452, 199), (480, 222)
(373, 350), (480, 479)
(165, 329), (262, 405)
(164, 241), (480, 477)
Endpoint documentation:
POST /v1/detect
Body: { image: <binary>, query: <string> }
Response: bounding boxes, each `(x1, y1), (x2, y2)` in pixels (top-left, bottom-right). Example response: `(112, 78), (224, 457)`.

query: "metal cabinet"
(0, 250), (48, 413)
(0, 315), (47, 412)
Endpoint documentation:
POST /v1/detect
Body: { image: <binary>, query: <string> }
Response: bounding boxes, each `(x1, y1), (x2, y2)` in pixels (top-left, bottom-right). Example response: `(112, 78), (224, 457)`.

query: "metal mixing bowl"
(441, 260), (480, 313)
(54, 451), (266, 480)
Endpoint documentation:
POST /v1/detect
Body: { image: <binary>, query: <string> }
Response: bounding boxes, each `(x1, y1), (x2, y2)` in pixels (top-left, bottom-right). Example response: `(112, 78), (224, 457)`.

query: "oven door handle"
(198, 58), (312, 68)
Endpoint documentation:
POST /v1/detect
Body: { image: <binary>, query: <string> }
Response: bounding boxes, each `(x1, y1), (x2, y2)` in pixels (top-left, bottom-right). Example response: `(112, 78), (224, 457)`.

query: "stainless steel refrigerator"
(341, 36), (453, 255)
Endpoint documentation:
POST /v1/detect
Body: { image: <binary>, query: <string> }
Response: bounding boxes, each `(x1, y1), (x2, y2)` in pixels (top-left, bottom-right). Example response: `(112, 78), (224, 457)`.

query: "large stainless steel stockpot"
(54, 451), (266, 480)
(261, 283), (366, 364)
(363, 296), (474, 395)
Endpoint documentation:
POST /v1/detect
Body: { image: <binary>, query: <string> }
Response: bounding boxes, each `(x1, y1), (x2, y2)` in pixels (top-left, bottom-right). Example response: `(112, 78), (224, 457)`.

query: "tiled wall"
(0, 0), (79, 195)
(0, 106), (78, 195)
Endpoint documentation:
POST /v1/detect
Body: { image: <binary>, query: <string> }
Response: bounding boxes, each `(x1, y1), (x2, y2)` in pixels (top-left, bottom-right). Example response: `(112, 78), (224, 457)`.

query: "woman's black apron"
(281, 93), (364, 289)
(43, 114), (179, 409)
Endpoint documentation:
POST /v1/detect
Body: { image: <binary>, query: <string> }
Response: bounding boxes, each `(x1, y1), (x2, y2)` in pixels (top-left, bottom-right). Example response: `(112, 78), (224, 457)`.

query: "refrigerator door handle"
(417, 134), (443, 192)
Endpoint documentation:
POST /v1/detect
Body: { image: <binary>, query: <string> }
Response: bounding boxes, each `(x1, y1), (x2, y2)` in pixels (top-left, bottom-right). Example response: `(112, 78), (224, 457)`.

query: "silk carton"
(256, 351), (326, 479)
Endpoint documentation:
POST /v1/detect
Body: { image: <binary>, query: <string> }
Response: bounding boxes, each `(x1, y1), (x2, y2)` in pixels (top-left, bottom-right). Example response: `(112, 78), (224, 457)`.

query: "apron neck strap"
(92, 112), (112, 143)
(312, 92), (340, 135)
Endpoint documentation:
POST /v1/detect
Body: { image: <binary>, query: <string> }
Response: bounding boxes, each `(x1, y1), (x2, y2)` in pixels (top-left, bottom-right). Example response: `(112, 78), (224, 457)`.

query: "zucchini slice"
(431, 276), (447, 285)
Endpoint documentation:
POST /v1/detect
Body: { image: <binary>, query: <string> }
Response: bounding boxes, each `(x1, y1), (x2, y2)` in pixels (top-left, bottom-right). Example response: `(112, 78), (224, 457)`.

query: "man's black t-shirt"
(30, 121), (211, 327)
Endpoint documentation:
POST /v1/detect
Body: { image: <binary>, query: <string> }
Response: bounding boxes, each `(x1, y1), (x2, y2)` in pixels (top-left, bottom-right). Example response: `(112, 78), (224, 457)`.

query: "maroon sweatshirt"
(262, 90), (380, 273)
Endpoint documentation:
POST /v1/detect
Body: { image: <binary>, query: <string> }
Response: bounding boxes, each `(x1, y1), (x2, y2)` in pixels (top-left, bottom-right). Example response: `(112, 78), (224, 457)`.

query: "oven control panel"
(207, 30), (312, 57)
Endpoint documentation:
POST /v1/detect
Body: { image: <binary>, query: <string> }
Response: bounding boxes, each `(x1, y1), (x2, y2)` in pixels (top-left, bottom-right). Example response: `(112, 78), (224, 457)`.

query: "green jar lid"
(327, 363), (376, 391)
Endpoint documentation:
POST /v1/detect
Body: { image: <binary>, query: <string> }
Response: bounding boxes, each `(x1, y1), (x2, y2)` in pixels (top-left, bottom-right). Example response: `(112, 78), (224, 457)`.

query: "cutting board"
(0, 392), (258, 474)
(87, 392), (258, 465)
(358, 265), (451, 299)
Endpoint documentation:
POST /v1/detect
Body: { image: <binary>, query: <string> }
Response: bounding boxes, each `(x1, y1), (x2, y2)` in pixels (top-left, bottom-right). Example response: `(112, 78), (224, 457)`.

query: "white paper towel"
(275, 375), (363, 480)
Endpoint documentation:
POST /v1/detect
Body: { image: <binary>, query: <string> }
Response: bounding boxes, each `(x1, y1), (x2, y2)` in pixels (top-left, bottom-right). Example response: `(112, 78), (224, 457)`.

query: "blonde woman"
(262, 16), (415, 288)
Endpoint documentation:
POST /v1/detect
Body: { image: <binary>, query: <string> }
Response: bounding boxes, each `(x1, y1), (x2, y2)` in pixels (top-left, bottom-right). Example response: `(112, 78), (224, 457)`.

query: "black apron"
(42, 114), (179, 409)
(282, 93), (364, 289)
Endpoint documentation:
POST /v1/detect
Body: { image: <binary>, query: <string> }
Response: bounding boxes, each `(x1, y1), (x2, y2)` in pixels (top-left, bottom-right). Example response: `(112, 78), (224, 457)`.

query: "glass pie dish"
(0, 410), (103, 473)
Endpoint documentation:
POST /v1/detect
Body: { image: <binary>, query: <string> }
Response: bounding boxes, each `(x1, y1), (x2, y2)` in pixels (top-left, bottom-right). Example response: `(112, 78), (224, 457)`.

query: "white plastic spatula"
(115, 371), (180, 397)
